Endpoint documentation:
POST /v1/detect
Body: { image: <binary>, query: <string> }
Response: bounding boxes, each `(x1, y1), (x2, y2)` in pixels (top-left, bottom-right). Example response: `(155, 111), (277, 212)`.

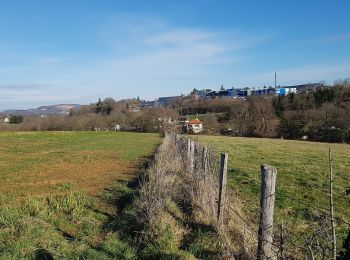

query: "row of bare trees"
(1, 82), (349, 143)
(0, 99), (178, 132)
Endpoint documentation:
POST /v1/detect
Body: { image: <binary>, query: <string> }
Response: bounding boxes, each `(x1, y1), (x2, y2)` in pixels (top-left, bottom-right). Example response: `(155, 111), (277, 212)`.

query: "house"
(2, 117), (10, 123)
(127, 100), (142, 112)
(184, 119), (203, 134)
(158, 117), (172, 124)
(237, 88), (252, 97)
(276, 87), (297, 96)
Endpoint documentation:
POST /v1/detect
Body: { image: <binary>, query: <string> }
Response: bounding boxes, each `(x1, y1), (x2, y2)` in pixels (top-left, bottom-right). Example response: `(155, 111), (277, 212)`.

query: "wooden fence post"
(187, 137), (191, 162)
(217, 153), (228, 227)
(257, 164), (277, 260)
(190, 140), (195, 173)
(187, 138), (195, 173)
(202, 146), (208, 178)
(174, 133), (178, 146)
(329, 147), (337, 260)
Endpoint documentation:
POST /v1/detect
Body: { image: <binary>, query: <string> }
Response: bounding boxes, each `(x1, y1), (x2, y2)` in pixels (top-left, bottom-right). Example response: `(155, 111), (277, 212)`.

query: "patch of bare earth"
(0, 156), (137, 200)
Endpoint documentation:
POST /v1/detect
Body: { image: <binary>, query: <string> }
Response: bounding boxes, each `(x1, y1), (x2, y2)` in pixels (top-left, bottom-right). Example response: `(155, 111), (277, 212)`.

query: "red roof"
(188, 119), (202, 125)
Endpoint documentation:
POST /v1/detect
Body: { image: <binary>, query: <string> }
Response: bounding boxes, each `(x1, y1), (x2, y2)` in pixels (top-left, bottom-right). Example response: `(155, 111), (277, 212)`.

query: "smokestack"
(275, 72), (277, 88)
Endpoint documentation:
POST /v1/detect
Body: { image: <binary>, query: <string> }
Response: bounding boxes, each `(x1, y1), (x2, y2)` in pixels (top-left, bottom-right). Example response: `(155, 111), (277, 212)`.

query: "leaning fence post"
(202, 146), (208, 178)
(257, 164), (277, 260)
(217, 153), (228, 227)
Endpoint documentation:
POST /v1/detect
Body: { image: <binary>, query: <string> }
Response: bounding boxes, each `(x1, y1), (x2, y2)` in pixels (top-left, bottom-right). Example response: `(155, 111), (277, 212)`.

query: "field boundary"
(163, 132), (350, 259)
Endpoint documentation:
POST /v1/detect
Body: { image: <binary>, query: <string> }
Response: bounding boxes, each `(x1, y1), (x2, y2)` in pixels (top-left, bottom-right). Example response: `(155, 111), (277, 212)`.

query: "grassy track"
(196, 135), (350, 240)
(0, 131), (161, 258)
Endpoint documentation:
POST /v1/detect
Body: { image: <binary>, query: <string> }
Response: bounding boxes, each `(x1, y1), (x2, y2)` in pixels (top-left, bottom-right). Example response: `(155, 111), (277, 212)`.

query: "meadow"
(0, 131), (161, 258)
(196, 135), (350, 243)
(1, 131), (349, 258)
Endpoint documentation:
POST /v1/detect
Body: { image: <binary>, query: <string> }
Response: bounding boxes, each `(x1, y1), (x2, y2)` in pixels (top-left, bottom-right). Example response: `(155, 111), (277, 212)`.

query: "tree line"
(1, 80), (349, 143)
(174, 80), (350, 143)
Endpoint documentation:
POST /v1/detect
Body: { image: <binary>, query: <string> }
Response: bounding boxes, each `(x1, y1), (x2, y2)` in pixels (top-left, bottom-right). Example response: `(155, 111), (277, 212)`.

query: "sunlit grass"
(0, 131), (161, 258)
(196, 135), (350, 240)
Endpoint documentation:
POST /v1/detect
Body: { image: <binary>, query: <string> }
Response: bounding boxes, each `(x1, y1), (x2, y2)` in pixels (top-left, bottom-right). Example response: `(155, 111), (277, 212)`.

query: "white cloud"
(73, 22), (266, 100)
(0, 15), (267, 109)
(144, 29), (215, 46)
(321, 32), (350, 43)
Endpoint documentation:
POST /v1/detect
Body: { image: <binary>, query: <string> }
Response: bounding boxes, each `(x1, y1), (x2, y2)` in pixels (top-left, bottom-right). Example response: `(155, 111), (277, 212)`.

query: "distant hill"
(1, 104), (81, 116)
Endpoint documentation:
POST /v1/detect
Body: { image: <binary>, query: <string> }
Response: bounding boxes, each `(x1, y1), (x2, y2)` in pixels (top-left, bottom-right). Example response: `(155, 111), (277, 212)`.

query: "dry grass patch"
(0, 131), (161, 258)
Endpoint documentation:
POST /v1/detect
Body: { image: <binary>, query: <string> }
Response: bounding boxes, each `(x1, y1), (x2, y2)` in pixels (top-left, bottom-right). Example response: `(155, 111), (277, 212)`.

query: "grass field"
(0, 131), (161, 258)
(1, 132), (349, 257)
(196, 135), (350, 240)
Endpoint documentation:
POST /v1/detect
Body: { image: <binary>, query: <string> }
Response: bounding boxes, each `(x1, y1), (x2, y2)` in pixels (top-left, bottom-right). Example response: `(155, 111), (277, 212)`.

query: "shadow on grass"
(95, 151), (220, 259)
(168, 198), (220, 258)
(34, 249), (54, 260)
(94, 155), (155, 257)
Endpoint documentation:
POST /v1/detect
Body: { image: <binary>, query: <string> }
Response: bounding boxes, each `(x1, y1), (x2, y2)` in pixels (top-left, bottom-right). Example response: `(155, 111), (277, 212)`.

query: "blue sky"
(0, 0), (350, 110)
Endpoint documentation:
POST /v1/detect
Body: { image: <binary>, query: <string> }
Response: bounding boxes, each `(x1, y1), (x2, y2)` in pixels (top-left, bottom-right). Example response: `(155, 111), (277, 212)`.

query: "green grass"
(0, 131), (162, 258)
(196, 135), (350, 240)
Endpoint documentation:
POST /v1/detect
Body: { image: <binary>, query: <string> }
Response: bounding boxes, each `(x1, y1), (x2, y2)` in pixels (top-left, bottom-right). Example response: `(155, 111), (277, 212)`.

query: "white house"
(185, 119), (203, 134)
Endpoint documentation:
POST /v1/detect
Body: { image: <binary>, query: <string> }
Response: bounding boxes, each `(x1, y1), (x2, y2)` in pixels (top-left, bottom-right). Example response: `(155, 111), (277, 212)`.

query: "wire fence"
(165, 132), (350, 259)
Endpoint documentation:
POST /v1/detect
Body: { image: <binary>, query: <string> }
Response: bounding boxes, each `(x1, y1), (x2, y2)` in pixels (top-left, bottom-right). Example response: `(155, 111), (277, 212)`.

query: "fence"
(165, 132), (350, 259)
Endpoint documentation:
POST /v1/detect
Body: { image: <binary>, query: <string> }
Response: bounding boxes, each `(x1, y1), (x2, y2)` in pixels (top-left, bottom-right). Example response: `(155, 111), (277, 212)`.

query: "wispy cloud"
(76, 18), (267, 99)
(144, 29), (215, 47)
(321, 32), (350, 43)
(0, 14), (267, 109)
(37, 57), (62, 64)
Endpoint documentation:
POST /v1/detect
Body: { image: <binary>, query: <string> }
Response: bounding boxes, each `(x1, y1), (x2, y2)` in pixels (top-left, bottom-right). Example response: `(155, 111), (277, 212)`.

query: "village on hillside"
(141, 82), (323, 108)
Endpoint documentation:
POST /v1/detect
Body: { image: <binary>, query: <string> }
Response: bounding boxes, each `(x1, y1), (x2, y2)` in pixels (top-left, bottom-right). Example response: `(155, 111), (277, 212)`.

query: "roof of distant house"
(188, 119), (202, 125)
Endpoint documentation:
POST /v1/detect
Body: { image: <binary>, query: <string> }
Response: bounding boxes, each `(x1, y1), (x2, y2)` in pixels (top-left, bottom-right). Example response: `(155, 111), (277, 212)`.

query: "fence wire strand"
(166, 132), (349, 259)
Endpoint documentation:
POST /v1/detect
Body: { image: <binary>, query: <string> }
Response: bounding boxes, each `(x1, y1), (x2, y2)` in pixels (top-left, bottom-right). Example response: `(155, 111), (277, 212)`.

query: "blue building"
(253, 87), (276, 96)
(227, 88), (238, 97)
(158, 96), (182, 106)
(237, 88), (252, 97)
